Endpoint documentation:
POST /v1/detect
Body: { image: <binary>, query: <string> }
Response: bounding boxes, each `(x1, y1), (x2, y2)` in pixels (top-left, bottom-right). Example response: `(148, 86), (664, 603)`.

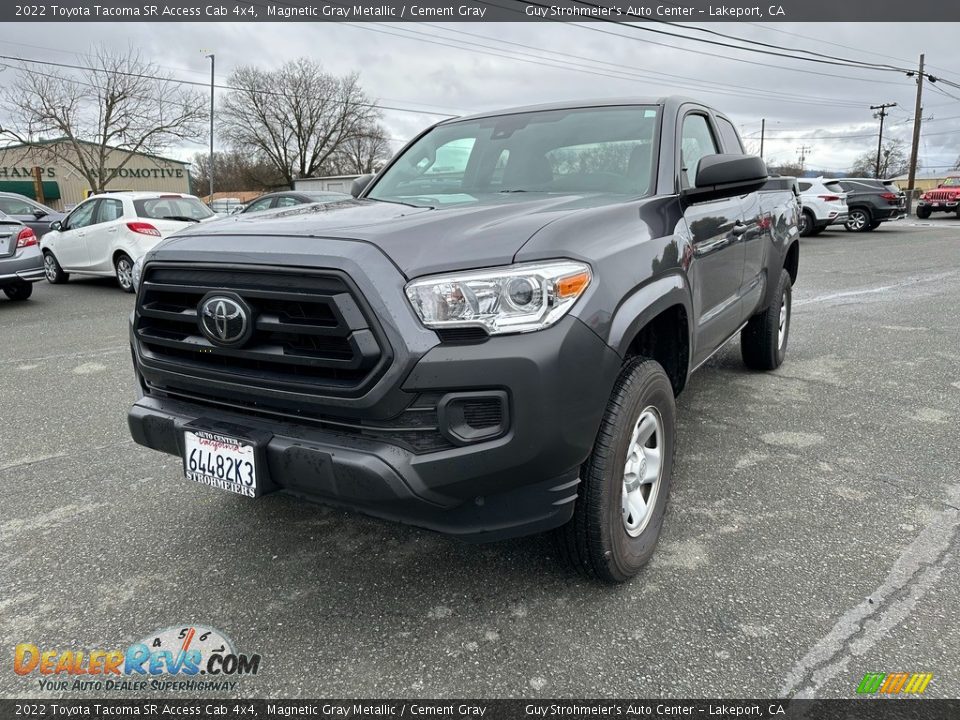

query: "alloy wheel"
(621, 406), (665, 537)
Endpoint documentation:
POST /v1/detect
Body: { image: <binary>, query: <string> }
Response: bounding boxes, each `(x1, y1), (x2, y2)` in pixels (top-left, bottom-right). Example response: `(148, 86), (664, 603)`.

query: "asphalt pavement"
(1, 219), (958, 700)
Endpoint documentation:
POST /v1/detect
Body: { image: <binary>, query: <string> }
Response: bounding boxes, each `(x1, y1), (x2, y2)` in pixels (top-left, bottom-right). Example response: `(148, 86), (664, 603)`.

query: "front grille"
(135, 265), (390, 399)
(927, 191), (958, 202)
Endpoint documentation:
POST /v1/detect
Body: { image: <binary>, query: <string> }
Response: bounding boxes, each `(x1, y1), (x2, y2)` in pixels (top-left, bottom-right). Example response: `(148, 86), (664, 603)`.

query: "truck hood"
(156, 195), (618, 277)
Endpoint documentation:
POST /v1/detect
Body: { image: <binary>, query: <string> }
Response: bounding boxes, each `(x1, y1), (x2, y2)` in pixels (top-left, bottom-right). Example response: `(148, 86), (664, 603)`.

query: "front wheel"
(3, 282), (33, 301)
(115, 253), (135, 293)
(741, 269), (792, 371)
(845, 208), (871, 232)
(916, 206), (931, 220)
(556, 357), (676, 583)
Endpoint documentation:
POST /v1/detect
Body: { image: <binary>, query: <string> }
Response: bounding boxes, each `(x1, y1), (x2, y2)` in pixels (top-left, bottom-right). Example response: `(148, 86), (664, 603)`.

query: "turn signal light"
(126, 222), (162, 237)
(556, 271), (591, 299)
(15, 227), (38, 248)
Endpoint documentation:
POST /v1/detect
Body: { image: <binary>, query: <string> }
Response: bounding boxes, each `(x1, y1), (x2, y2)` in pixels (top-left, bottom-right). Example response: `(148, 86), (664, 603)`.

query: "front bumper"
(918, 199), (959, 211)
(0, 246), (44, 286)
(129, 315), (622, 542)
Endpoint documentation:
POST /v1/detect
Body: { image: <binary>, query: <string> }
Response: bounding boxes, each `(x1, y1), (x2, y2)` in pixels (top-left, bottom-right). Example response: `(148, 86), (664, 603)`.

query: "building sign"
(0, 166), (56, 178)
(0, 166), (185, 179)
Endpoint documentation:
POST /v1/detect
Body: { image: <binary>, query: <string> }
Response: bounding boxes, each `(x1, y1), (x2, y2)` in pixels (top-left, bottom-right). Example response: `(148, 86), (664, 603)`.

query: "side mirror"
(49, 220), (62, 232)
(351, 174), (374, 198)
(682, 154), (768, 203)
(936, 183), (944, 188)
(32, 209), (47, 219)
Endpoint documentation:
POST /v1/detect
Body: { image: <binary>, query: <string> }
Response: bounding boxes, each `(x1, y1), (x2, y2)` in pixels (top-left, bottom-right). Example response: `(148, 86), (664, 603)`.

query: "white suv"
(797, 178), (848, 237)
(41, 192), (218, 292)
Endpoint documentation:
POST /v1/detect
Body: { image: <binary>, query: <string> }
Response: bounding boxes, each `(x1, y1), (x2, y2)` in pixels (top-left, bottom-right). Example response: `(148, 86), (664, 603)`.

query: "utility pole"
(797, 145), (811, 172)
(907, 54), (925, 214)
(206, 52), (215, 201)
(760, 118), (765, 161)
(870, 103), (897, 178)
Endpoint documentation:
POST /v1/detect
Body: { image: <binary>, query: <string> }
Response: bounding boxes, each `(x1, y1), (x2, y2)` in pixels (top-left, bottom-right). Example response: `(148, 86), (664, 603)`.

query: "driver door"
(52, 199), (99, 271)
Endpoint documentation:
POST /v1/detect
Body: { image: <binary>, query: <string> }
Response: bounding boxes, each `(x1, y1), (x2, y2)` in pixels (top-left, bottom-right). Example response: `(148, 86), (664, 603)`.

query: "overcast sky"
(2, 21), (958, 175)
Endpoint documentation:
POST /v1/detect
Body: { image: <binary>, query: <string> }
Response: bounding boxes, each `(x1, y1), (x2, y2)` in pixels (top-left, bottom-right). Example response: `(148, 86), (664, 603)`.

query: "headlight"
(131, 256), (144, 294)
(404, 260), (592, 335)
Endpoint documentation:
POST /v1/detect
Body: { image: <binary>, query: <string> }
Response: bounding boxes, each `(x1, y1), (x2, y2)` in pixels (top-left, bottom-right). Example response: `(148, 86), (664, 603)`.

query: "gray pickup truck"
(128, 97), (800, 582)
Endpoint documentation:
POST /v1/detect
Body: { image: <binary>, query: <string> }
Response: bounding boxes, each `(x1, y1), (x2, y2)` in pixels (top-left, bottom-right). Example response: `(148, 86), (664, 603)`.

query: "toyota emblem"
(199, 294), (252, 346)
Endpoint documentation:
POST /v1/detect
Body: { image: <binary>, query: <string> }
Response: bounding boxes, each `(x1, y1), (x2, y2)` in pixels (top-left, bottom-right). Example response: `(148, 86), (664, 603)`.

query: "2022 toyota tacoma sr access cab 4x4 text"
(127, 97), (800, 582)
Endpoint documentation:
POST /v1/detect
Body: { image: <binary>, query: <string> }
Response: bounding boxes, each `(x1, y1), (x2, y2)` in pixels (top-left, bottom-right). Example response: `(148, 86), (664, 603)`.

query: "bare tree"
(0, 45), (206, 193)
(219, 59), (380, 186)
(952, 156), (960, 171)
(329, 123), (391, 175)
(190, 150), (287, 194)
(849, 139), (912, 179)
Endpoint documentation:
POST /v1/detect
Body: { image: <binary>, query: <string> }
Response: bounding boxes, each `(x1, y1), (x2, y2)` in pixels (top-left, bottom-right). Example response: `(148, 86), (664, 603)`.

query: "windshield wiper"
(161, 215), (202, 223)
(499, 189), (547, 194)
(370, 197), (435, 210)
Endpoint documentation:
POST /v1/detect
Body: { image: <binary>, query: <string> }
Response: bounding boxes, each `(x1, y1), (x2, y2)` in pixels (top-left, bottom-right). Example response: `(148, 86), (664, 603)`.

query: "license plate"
(183, 429), (258, 497)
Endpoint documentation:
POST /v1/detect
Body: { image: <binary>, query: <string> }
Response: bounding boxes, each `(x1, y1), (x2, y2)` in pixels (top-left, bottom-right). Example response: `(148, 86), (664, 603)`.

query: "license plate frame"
(181, 421), (272, 498)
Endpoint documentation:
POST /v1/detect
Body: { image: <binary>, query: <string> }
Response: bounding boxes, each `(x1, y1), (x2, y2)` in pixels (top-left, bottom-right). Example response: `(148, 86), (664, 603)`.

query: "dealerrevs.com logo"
(14, 625), (261, 693)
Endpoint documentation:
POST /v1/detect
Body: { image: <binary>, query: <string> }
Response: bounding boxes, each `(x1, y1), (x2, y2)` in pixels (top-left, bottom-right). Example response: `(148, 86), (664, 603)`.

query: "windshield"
(133, 196), (214, 221)
(942, 177), (960, 188)
(368, 105), (660, 207)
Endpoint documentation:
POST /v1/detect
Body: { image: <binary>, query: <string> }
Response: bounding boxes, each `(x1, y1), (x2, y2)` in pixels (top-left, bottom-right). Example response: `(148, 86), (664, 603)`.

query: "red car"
(916, 176), (960, 219)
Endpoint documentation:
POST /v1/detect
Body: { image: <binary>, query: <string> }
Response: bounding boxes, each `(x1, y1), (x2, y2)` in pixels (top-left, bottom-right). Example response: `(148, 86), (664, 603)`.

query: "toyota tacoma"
(127, 97), (800, 582)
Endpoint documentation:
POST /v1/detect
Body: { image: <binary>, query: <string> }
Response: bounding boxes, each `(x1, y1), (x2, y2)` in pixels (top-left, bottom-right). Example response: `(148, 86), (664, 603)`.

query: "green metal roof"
(0, 180), (61, 201)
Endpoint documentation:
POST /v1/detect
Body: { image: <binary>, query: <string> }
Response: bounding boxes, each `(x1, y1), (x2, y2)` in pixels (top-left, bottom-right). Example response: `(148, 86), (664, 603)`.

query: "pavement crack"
(0, 439), (134, 473)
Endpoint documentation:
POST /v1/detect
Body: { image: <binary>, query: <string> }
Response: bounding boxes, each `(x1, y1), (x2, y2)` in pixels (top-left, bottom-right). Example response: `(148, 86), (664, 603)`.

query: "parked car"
(127, 97), (799, 582)
(240, 190), (351, 214)
(827, 178), (906, 231)
(0, 191), (66, 238)
(916, 176), (960, 219)
(797, 178), (848, 237)
(0, 212), (44, 301)
(41, 192), (218, 293)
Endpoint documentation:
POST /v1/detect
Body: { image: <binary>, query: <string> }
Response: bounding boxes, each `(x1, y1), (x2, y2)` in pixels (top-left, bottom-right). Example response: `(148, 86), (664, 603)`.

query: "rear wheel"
(845, 207), (871, 232)
(916, 206), (931, 219)
(556, 357), (676, 583)
(3, 282), (33, 301)
(115, 253), (135, 293)
(741, 269), (792, 371)
(869, 221), (882, 230)
(43, 252), (69, 284)
(798, 209), (816, 237)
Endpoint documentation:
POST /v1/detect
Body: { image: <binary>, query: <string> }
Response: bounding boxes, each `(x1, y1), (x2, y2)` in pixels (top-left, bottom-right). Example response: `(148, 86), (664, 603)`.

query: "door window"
(244, 197), (275, 213)
(680, 114), (720, 188)
(275, 196), (301, 207)
(66, 201), (98, 230)
(96, 198), (124, 224)
(0, 197), (40, 215)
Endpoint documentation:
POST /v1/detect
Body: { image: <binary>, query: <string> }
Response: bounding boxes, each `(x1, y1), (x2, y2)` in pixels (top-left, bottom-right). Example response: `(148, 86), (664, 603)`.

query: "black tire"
(916, 206), (931, 220)
(809, 225), (825, 236)
(556, 357), (676, 583)
(798, 209), (816, 237)
(845, 207), (872, 232)
(868, 221), (882, 230)
(741, 269), (792, 371)
(115, 253), (135, 293)
(3, 282), (33, 301)
(43, 251), (69, 284)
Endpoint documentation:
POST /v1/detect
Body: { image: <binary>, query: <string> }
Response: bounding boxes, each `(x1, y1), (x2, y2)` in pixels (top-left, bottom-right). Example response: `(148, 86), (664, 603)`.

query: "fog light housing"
(437, 391), (509, 445)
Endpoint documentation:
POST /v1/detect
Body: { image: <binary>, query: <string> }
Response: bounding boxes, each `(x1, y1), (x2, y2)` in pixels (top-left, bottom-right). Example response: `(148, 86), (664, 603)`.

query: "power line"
(0, 52), (460, 119)
(350, 22), (872, 109)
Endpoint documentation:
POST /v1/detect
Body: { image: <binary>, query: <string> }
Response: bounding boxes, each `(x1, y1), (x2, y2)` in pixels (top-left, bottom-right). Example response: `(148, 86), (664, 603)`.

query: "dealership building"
(0, 139), (191, 210)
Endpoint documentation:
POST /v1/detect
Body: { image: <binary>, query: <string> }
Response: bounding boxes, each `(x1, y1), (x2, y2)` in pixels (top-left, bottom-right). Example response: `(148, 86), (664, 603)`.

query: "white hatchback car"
(797, 178), (848, 237)
(40, 192), (218, 292)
